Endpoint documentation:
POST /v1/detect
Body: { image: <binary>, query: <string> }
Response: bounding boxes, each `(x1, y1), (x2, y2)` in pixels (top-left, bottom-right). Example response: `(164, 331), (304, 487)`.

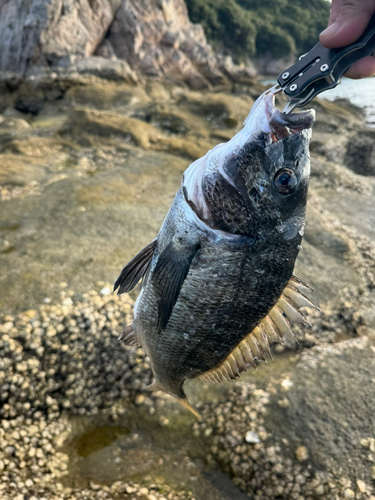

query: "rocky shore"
(0, 289), (196, 500)
(0, 0), (255, 89)
(1, 74), (375, 499)
(1, 288), (375, 500)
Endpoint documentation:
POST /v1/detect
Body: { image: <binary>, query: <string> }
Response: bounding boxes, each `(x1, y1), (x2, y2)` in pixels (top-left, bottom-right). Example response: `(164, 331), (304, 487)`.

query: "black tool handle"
(277, 13), (375, 107)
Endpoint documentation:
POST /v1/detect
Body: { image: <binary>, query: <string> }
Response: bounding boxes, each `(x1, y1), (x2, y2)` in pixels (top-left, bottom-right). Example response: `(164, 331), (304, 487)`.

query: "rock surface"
(0, 0), (120, 74)
(0, 0), (255, 87)
(267, 335), (375, 485)
(253, 55), (295, 76)
(72, 56), (138, 83)
(95, 0), (256, 87)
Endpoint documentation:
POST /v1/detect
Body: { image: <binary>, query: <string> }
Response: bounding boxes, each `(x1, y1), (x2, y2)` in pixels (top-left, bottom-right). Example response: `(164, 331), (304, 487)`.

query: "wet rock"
(73, 57), (138, 83)
(0, 116), (30, 144)
(0, 72), (25, 92)
(178, 91), (253, 129)
(14, 89), (45, 115)
(59, 108), (161, 148)
(66, 81), (151, 109)
(144, 106), (191, 135)
(58, 106), (210, 159)
(265, 335), (375, 484)
(1, 78), (375, 500)
(344, 129), (375, 176)
(294, 207), (363, 308)
(304, 206), (349, 259)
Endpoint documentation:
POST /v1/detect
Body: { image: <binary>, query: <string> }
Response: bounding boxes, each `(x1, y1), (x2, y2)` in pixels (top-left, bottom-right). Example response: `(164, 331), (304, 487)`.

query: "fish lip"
(254, 90), (315, 143)
(269, 108), (316, 142)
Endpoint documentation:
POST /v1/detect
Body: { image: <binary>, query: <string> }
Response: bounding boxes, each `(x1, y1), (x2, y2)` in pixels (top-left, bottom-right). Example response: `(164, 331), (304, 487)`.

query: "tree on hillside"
(185, 0), (330, 60)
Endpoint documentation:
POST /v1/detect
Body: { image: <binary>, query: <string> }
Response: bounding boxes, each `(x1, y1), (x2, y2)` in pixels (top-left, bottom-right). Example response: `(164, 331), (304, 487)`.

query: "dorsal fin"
(114, 239), (157, 294)
(199, 275), (319, 384)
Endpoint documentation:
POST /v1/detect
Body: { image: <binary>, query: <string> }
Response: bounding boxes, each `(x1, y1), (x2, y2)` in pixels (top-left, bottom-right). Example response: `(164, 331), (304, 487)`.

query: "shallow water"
(263, 76), (375, 126)
(321, 77), (375, 126)
(70, 425), (131, 457)
(63, 352), (298, 497)
(64, 398), (247, 499)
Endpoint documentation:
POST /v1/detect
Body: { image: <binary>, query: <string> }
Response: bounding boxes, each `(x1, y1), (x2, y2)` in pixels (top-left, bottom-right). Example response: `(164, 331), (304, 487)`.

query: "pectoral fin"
(152, 237), (200, 331)
(114, 239), (157, 294)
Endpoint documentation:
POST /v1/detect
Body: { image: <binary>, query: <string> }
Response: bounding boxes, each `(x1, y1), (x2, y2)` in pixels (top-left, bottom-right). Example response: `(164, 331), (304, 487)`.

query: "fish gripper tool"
(277, 13), (375, 113)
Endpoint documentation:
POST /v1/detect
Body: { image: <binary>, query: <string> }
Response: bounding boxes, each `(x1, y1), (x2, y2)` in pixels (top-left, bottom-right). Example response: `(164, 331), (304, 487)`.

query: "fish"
(114, 87), (317, 415)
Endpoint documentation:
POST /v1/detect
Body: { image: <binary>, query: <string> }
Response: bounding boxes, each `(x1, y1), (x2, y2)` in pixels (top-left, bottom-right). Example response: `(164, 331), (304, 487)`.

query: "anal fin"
(118, 324), (140, 347)
(178, 399), (202, 420)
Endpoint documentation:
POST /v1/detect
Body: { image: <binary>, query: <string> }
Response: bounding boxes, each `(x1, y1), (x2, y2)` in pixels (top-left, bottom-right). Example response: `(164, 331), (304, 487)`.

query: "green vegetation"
(185, 0), (330, 60)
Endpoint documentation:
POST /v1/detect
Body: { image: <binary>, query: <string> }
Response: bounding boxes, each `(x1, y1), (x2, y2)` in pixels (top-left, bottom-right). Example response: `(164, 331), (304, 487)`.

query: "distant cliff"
(0, 0), (255, 88)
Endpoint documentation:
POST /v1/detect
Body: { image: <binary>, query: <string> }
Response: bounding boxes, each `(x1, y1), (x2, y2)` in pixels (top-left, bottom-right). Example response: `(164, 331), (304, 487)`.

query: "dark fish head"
(235, 90), (315, 239)
(183, 89), (315, 240)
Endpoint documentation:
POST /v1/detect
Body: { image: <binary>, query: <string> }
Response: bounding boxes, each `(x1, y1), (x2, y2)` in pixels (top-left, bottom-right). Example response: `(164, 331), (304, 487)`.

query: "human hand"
(320, 0), (375, 78)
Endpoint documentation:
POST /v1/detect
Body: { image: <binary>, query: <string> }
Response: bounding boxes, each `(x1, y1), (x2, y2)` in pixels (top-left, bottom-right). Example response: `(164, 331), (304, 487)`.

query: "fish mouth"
(247, 88), (315, 144)
(269, 107), (315, 142)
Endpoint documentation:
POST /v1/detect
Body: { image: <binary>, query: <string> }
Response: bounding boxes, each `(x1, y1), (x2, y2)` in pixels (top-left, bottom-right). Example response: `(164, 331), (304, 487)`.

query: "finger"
(320, 14), (373, 48)
(326, 0), (344, 25)
(344, 56), (375, 78)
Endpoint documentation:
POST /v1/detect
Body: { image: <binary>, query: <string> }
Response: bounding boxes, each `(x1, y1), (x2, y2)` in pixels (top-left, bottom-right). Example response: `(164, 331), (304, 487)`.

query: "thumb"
(320, 0), (374, 49)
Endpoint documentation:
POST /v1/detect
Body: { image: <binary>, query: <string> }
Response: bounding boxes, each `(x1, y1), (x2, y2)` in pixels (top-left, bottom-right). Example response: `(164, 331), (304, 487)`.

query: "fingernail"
(320, 22), (340, 38)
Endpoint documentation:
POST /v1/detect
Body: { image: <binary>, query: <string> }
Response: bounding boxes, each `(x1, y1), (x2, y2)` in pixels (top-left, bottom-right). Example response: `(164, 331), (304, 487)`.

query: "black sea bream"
(114, 87), (317, 412)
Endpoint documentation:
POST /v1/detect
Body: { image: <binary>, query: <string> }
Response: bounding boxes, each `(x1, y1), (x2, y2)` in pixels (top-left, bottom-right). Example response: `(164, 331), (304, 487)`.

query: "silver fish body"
(115, 89), (316, 404)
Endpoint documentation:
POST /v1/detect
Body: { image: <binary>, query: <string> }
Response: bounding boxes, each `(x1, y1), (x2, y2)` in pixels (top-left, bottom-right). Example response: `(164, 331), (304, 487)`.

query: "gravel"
(193, 383), (375, 499)
(1, 287), (374, 499)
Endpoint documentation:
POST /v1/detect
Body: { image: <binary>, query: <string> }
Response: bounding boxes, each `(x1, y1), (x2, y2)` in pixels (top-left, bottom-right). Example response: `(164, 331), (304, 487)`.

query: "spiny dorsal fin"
(118, 324), (140, 347)
(199, 275), (319, 384)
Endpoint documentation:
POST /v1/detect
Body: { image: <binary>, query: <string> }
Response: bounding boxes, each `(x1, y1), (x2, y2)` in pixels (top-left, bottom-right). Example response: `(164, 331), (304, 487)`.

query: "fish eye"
(274, 168), (297, 195)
